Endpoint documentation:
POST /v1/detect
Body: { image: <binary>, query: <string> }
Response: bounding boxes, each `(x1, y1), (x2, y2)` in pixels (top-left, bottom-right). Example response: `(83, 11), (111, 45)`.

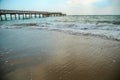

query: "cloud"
(66, 0), (100, 6)
(64, 0), (120, 15)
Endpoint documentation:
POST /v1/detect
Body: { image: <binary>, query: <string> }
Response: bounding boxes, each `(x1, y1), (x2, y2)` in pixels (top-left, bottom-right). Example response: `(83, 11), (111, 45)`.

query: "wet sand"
(0, 29), (120, 80)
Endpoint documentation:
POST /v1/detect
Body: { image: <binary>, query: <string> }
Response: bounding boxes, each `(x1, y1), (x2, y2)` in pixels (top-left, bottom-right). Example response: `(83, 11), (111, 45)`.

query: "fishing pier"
(0, 9), (66, 21)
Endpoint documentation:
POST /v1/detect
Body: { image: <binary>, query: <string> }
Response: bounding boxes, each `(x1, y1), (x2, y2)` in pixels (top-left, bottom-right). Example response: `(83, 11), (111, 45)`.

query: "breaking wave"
(0, 15), (120, 41)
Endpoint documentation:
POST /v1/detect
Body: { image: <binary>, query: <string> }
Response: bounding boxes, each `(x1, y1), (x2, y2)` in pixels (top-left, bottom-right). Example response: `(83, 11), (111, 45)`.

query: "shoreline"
(50, 29), (120, 41)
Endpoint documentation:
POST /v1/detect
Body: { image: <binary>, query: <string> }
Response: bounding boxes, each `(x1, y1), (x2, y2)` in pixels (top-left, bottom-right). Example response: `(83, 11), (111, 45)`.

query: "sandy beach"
(0, 29), (120, 80)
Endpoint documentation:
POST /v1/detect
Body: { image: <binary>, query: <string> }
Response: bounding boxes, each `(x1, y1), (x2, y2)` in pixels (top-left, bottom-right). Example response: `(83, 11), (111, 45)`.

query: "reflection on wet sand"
(0, 30), (120, 80)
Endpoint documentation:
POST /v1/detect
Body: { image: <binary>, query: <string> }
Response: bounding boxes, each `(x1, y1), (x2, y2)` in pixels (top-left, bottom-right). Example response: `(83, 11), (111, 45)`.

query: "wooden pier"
(0, 9), (66, 21)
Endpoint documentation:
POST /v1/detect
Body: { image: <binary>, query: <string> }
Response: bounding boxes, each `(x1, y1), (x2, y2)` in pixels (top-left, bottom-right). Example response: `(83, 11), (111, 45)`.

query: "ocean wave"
(0, 15), (120, 41)
(97, 21), (120, 25)
(13, 23), (39, 26)
(1, 23), (119, 41)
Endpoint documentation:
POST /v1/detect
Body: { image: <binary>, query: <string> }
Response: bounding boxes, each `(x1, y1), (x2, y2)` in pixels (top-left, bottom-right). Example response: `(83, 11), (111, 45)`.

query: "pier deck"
(0, 9), (66, 21)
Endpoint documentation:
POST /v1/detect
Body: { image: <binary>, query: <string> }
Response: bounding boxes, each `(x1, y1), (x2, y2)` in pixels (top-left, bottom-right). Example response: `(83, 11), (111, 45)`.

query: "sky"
(0, 0), (120, 15)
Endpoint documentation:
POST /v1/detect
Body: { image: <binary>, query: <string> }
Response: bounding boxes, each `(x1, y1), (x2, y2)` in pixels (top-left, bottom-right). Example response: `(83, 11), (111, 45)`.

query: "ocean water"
(0, 15), (120, 41)
(0, 15), (120, 80)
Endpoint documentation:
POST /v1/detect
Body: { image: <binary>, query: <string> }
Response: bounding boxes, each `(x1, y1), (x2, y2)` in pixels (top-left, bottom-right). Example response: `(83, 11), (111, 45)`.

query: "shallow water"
(0, 29), (120, 80)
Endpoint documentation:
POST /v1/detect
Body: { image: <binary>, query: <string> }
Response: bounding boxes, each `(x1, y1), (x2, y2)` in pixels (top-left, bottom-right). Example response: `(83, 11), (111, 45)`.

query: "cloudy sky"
(0, 0), (120, 15)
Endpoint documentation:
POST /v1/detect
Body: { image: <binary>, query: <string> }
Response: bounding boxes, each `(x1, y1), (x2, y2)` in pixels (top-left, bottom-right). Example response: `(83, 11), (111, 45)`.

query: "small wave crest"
(96, 21), (120, 25)
(13, 23), (39, 26)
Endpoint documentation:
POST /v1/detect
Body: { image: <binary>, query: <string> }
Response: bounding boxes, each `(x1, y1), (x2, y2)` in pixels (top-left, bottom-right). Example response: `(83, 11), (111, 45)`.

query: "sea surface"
(0, 15), (120, 80)
(0, 15), (120, 41)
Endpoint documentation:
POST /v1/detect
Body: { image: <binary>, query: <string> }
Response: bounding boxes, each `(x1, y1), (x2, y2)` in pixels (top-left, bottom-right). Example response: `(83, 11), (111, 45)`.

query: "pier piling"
(0, 9), (66, 21)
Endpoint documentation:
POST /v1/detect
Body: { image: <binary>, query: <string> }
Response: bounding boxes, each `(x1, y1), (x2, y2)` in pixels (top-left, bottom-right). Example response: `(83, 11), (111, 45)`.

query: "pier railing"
(0, 9), (66, 21)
